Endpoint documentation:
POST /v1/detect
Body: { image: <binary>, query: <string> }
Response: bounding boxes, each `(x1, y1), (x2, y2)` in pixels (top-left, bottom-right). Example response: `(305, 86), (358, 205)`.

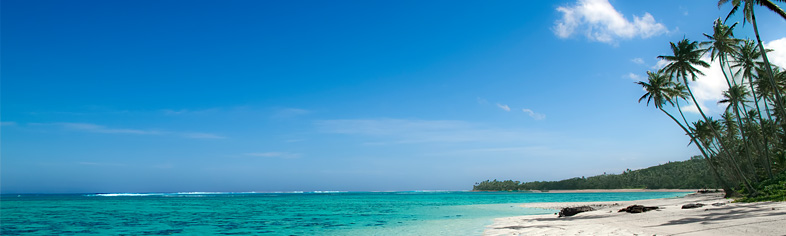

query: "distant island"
(474, 156), (720, 191)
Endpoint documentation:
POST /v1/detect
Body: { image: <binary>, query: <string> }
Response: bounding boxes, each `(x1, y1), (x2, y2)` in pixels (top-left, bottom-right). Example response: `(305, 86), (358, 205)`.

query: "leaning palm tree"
(720, 0), (786, 22)
(658, 39), (711, 112)
(701, 18), (741, 88)
(670, 82), (693, 128)
(719, 0), (786, 117)
(659, 38), (761, 192)
(719, 85), (762, 178)
(691, 118), (739, 196)
(733, 40), (776, 178)
(754, 66), (786, 120)
(636, 71), (692, 140)
(658, 39), (720, 145)
(636, 71), (739, 192)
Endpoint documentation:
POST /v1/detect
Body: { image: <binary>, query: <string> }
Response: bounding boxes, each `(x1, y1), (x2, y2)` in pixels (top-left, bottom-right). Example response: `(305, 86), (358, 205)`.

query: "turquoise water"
(1, 191), (691, 235)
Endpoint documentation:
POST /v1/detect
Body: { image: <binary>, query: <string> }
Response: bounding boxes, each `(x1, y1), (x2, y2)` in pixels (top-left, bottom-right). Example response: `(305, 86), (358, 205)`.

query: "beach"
(485, 191), (786, 236)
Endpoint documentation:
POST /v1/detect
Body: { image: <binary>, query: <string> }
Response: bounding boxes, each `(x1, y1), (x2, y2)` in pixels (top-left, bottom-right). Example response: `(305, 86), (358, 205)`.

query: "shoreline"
(473, 189), (701, 193)
(528, 188), (700, 193)
(484, 191), (786, 235)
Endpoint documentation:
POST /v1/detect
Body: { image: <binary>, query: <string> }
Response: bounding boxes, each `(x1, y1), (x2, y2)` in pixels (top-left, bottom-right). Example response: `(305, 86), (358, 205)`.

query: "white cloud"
(522, 109), (547, 120)
(765, 37), (786, 69)
(679, 56), (728, 115)
(554, 0), (668, 44)
(496, 103), (511, 112)
(652, 59), (670, 70)
(632, 58), (645, 65)
(245, 152), (301, 159)
(627, 73), (643, 81)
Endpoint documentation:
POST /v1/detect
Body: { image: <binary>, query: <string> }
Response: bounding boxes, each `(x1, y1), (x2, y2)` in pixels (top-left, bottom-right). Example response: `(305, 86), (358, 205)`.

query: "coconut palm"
(636, 71), (735, 190)
(637, 72), (702, 149)
(659, 39), (710, 82)
(636, 71), (675, 109)
(720, 85), (752, 112)
(732, 40), (777, 178)
(658, 39), (715, 135)
(719, 0), (786, 117)
(702, 18), (741, 88)
(670, 82), (693, 127)
(719, 85), (761, 178)
(720, 0), (786, 22)
(691, 117), (740, 195)
(658, 39), (726, 151)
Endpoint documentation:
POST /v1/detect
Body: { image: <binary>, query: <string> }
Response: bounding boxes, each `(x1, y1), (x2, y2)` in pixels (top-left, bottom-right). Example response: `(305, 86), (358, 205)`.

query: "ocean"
(1, 191), (691, 235)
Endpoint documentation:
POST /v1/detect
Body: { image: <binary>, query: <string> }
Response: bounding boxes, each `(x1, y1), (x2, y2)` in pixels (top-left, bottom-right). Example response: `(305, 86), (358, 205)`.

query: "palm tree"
(701, 18), (741, 88)
(658, 38), (762, 192)
(636, 71), (675, 110)
(692, 118), (739, 195)
(658, 39), (725, 150)
(720, 85), (751, 112)
(719, 0), (786, 117)
(719, 85), (761, 178)
(733, 40), (776, 178)
(720, 0), (786, 22)
(636, 71), (700, 151)
(670, 82), (693, 128)
(636, 71), (736, 191)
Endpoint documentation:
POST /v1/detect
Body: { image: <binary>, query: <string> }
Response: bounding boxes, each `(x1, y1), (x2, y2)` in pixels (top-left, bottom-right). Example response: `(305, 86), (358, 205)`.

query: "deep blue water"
(1, 191), (691, 235)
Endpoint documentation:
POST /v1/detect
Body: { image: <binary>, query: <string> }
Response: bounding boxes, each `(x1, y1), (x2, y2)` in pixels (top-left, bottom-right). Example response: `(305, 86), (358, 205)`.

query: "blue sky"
(2, 0), (786, 193)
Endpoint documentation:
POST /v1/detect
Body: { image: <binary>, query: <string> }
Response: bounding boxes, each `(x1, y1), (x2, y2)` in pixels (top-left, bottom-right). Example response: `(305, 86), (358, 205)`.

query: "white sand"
(485, 192), (786, 236)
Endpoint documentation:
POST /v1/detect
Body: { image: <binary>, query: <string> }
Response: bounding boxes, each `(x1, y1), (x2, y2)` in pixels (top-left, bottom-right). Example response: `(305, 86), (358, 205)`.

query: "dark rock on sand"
(559, 206), (594, 217)
(681, 203), (705, 209)
(618, 205), (659, 213)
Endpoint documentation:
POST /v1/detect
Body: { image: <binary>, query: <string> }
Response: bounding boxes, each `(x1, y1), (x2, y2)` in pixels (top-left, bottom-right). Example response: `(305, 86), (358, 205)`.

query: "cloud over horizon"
(554, 0), (668, 44)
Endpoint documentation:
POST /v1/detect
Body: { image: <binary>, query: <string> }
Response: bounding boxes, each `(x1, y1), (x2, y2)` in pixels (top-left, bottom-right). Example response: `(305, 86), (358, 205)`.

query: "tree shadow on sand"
(650, 202), (786, 235)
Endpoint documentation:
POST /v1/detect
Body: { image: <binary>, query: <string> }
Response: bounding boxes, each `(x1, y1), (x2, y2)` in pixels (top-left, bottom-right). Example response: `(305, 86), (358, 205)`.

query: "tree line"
(473, 157), (720, 191)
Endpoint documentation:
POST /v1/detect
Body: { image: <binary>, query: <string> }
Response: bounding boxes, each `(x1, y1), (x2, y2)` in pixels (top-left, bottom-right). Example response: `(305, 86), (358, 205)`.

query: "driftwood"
(558, 206), (594, 217)
(618, 205), (658, 213)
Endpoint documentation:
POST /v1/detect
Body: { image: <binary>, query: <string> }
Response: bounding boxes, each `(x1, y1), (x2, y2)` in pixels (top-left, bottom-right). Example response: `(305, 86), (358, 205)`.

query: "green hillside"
(474, 157), (721, 191)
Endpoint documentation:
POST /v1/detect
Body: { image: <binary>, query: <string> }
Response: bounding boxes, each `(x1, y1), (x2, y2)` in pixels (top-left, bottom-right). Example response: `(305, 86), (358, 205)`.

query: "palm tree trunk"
(683, 75), (757, 193)
(660, 107), (735, 195)
(747, 78), (775, 179)
(751, 7), (786, 123)
(732, 103), (760, 181)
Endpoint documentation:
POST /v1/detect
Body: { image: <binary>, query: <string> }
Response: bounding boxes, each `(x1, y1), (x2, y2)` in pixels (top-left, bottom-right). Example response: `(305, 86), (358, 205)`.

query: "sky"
(2, 0), (786, 193)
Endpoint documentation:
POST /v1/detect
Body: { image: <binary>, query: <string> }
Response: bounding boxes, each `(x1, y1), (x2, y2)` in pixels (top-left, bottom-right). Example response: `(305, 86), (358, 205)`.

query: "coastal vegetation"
(473, 157), (720, 191)
(476, 2), (786, 201)
(634, 0), (786, 199)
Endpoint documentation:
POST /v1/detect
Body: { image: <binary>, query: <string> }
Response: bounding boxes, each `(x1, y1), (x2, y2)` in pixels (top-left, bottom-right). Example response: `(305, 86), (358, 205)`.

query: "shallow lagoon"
(1, 191), (691, 235)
